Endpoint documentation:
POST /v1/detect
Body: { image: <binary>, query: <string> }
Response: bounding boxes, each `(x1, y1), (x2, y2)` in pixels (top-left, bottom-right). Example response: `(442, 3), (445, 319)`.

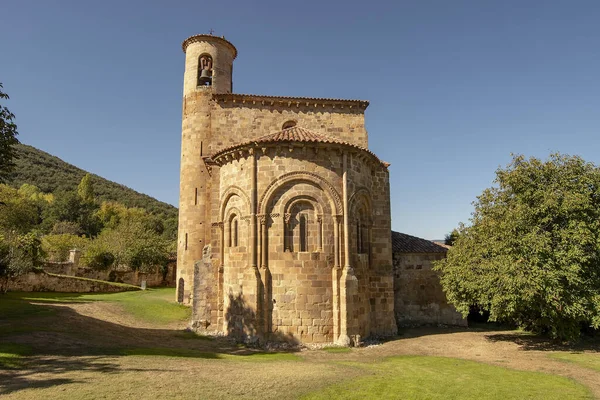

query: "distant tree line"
(0, 175), (176, 289)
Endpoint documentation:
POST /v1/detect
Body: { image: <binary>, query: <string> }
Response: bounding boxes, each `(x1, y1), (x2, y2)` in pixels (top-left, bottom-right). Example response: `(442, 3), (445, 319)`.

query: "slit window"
(299, 214), (308, 252)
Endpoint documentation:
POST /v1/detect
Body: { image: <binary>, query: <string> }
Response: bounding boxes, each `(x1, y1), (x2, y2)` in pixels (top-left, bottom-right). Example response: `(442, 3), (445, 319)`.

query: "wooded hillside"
(8, 144), (178, 220)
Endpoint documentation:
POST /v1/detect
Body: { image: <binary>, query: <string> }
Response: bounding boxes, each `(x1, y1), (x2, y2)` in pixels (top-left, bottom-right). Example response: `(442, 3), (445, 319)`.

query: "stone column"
(259, 215), (271, 336)
(338, 151), (357, 346)
(316, 215), (323, 251)
(249, 149), (261, 339)
(332, 215), (342, 342)
(217, 222), (225, 329)
(333, 215), (341, 268)
(342, 152), (351, 270)
(250, 149), (257, 269)
(284, 213), (292, 251)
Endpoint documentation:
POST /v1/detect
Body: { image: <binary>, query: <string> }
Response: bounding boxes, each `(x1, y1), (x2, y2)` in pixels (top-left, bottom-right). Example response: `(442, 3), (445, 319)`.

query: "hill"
(8, 144), (178, 220)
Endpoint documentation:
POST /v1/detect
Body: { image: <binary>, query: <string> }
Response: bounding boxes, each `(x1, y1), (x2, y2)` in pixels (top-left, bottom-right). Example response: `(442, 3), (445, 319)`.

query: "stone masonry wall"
(42, 263), (176, 288)
(210, 102), (369, 153)
(5, 271), (141, 293)
(393, 252), (466, 327)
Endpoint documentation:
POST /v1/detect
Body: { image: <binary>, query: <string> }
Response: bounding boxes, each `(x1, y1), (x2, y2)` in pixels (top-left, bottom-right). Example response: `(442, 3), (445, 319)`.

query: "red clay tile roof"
(212, 93), (369, 108)
(211, 126), (388, 167)
(392, 231), (448, 254)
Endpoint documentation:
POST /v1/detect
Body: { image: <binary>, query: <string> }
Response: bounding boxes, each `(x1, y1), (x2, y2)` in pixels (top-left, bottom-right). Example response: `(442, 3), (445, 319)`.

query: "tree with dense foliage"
(444, 229), (460, 246)
(42, 234), (88, 262)
(0, 184), (39, 233)
(42, 190), (102, 237)
(82, 211), (170, 272)
(0, 83), (20, 184)
(0, 231), (45, 292)
(435, 154), (600, 341)
(77, 173), (95, 204)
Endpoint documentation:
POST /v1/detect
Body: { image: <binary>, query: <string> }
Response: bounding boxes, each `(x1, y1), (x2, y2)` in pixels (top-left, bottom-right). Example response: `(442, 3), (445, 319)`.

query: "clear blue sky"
(2, 0), (600, 240)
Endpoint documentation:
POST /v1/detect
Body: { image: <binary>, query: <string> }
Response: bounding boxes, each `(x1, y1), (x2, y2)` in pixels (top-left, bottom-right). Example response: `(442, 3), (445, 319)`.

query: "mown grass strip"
(302, 356), (592, 400)
(2, 288), (190, 325)
(121, 347), (302, 362)
(550, 352), (600, 372)
(0, 343), (32, 369)
(320, 346), (351, 353)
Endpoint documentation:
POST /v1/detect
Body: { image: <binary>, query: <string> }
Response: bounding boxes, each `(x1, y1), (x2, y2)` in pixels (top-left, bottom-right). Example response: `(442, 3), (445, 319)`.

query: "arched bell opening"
(198, 54), (213, 86)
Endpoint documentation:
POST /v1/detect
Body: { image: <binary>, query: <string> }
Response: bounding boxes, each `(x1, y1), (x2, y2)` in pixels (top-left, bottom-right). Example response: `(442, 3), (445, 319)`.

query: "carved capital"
(257, 214), (267, 225)
(284, 213), (292, 224)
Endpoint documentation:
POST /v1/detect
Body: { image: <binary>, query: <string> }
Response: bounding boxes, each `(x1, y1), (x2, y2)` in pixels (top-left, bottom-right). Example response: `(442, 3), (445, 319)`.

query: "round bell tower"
(177, 34), (237, 304)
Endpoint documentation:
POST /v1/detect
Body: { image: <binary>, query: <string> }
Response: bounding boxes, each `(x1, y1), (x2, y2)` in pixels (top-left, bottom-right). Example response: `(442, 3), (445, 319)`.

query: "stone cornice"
(182, 34), (238, 58)
(212, 93), (369, 110)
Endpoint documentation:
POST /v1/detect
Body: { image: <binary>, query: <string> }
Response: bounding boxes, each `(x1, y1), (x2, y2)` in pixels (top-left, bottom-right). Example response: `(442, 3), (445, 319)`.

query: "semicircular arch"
(259, 172), (341, 215)
(220, 185), (250, 221)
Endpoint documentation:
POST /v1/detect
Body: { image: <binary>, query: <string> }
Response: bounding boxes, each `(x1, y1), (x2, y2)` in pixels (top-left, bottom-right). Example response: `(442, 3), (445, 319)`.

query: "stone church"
(176, 34), (459, 345)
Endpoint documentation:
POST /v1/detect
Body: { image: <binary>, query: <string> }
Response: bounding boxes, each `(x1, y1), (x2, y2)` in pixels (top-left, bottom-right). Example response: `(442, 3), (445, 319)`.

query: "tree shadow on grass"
(484, 332), (600, 352)
(0, 297), (297, 396)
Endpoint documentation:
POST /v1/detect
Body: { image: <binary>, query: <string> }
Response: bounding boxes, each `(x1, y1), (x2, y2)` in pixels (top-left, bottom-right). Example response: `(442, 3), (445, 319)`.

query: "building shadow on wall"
(224, 289), (258, 342)
(224, 289), (299, 346)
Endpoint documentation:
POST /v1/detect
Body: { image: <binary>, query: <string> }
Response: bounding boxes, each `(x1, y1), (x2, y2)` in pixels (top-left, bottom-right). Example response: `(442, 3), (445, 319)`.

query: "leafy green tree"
(18, 183), (54, 203)
(82, 212), (169, 272)
(42, 234), (88, 262)
(0, 231), (45, 292)
(0, 83), (19, 184)
(444, 229), (460, 246)
(42, 191), (102, 237)
(0, 184), (38, 233)
(77, 173), (95, 204)
(435, 154), (600, 341)
(51, 221), (82, 235)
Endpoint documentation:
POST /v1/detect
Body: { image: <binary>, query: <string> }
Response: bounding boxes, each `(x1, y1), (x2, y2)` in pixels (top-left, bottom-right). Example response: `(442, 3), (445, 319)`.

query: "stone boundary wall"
(42, 256), (177, 288)
(393, 252), (467, 327)
(5, 271), (141, 293)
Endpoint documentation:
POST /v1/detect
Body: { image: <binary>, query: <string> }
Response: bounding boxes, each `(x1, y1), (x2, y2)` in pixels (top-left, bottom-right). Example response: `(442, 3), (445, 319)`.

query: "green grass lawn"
(2, 288), (190, 325)
(1, 289), (598, 399)
(550, 352), (600, 372)
(302, 356), (592, 400)
(0, 344), (32, 369)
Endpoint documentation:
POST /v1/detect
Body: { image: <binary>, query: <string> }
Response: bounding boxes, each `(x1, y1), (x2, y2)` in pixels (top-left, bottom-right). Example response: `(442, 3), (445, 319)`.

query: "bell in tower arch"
(198, 54), (213, 86)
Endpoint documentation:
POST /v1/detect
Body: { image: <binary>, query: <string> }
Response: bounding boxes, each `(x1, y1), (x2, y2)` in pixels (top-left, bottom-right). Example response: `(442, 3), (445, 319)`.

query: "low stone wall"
(5, 271), (140, 293)
(42, 261), (177, 288)
(393, 252), (467, 327)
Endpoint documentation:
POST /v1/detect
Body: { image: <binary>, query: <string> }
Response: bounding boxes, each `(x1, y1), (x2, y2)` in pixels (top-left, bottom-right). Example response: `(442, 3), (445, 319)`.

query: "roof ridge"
(253, 126), (335, 141)
(212, 93), (369, 107)
(391, 231), (448, 253)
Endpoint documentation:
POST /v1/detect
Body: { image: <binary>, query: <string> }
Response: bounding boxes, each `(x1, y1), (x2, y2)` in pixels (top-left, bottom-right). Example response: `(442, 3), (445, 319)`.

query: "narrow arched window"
(233, 219), (238, 247)
(299, 214), (308, 252)
(228, 215), (238, 248)
(356, 219), (362, 253)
